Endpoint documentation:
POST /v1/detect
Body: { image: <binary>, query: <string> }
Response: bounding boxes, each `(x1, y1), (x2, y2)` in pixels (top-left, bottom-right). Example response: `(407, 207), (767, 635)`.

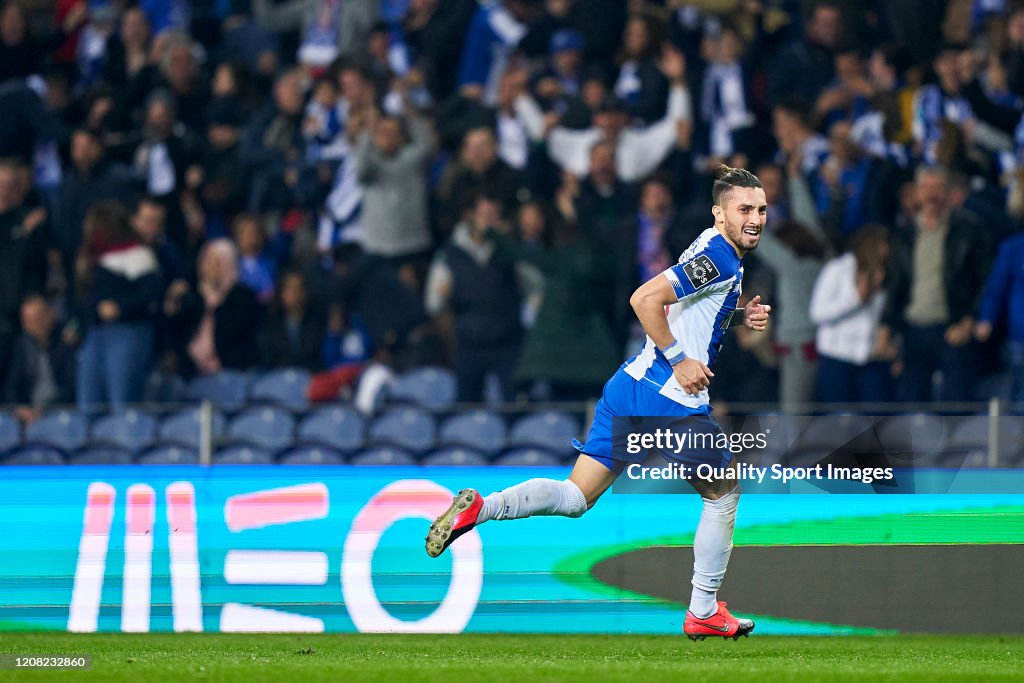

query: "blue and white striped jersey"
(623, 227), (744, 408)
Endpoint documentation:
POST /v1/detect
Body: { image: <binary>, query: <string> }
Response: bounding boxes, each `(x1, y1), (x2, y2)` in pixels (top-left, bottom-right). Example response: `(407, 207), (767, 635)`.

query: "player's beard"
(726, 222), (762, 252)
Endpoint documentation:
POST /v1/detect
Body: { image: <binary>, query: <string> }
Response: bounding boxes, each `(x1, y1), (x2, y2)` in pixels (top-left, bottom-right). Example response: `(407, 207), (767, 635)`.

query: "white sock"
(478, 479), (588, 523)
(689, 487), (740, 619)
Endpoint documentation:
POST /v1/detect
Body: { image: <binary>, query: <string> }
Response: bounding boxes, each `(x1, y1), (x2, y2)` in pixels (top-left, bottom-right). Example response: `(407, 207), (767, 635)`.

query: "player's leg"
(424, 454), (616, 558)
(688, 461), (740, 617)
(683, 456), (753, 639)
(481, 451), (616, 520)
(426, 371), (631, 558)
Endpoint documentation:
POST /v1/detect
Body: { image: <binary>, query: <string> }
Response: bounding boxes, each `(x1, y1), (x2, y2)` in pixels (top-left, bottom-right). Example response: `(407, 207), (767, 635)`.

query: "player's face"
(714, 186), (767, 254)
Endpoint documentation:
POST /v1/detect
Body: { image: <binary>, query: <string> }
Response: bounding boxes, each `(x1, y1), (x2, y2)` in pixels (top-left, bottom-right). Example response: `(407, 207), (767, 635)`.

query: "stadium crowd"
(1, 0), (1024, 419)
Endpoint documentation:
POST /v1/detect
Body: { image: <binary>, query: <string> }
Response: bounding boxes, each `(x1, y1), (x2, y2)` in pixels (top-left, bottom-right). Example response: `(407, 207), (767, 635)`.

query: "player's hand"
(974, 320), (993, 342)
(744, 295), (771, 332)
(673, 358), (714, 396)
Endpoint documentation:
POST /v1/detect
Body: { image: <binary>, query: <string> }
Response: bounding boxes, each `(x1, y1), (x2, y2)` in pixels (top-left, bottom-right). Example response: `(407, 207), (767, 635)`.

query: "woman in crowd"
(74, 200), (162, 411)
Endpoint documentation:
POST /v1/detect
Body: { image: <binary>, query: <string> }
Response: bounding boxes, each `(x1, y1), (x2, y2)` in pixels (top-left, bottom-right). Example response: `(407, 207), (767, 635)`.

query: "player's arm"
(629, 273), (714, 396)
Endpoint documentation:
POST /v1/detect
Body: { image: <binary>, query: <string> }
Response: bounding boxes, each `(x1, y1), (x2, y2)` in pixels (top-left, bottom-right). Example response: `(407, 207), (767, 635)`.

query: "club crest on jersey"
(682, 255), (720, 289)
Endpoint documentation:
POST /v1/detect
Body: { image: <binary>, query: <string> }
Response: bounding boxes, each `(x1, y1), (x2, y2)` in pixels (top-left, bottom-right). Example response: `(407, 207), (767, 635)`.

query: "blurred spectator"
(260, 269), (324, 371)
(539, 46), (690, 182)
(813, 120), (878, 241)
(633, 173), (691, 287)
(401, 0), (476, 102)
(974, 230), (1024, 403)
(166, 238), (261, 376)
(913, 44), (974, 165)
(233, 212), (293, 303)
(425, 193), (522, 402)
(329, 242), (436, 370)
(57, 128), (136, 267)
(74, 201), (162, 412)
(493, 202), (619, 400)
(695, 23), (757, 164)
(614, 12), (668, 125)
(814, 47), (874, 130)
(532, 29), (585, 118)
(565, 142), (635, 343)
(809, 223), (894, 403)
(232, 213), (275, 302)
(303, 75), (347, 162)
(0, 77), (61, 167)
(436, 125), (530, 234)
(125, 89), (201, 244)
(0, 158), (47, 319)
(252, 0), (380, 70)
(102, 7), (152, 92)
(195, 96), (248, 236)
(132, 195), (184, 284)
(881, 166), (993, 402)
(756, 220), (828, 411)
(456, 0), (542, 105)
(0, 159), (47, 389)
(354, 109), (434, 287)
(4, 294), (75, 420)
(768, 0), (842, 104)
(0, 0), (87, 83)
(772, 97), (829, 179)
(242, 68), (307, 213)
(153, 33), (210, 133)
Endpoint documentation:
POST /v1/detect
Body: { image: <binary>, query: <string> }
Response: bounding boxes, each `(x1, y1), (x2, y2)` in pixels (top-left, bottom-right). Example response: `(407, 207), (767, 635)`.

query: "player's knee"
(704, 485), (740, 514)
(561, 479), (589, 518)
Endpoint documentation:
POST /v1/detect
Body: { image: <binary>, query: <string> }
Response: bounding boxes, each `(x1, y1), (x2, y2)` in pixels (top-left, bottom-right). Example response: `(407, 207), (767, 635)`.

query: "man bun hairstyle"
(712, 165), (762, 206)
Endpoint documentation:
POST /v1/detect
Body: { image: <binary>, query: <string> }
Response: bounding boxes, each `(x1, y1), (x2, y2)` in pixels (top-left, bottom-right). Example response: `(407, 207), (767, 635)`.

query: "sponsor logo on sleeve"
(682, 255), (721, 290)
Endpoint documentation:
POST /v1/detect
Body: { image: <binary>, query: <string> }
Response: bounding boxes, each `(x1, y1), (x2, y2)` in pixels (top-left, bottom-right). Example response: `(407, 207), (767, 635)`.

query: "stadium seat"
(0, 411), (20, 452)
(350, 447), (417, 466)
(144, 371), (187, 403)
(438, 410), (506, 454)
(421, 447), (488, 466)
(494, 448), (563, 467)
(874, 413), (946, 462)
(158, 406), (226, 448)
(3, 445), (65, 465)
(227, 407), (295, 451)
(297, 406), (365, 452)
(791, 414), (874, 453)
(90, 410), (158, 451)
(278, 446), (346, 465)
(214, 445), (274, 465)
(388, 366), (456, 410)
(938, 415), (1024, 468)
(739, 414), (804, 461)
(249, 368), (312, 410)
(25, 410), (89, 451)
(185, 371), (251, 412)
(70, 446), (134, 465)
(508, 411), (579, 452)
(369, 407), (436, 452)
(135, 445), (199, 465)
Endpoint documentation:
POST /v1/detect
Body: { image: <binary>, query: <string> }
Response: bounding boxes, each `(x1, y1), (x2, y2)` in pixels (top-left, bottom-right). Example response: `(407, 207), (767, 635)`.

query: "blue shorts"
(572, 368), (731, 474)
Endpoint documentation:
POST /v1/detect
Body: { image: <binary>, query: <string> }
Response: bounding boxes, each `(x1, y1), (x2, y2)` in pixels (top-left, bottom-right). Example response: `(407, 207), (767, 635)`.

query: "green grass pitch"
(2, 633), (1022, 682)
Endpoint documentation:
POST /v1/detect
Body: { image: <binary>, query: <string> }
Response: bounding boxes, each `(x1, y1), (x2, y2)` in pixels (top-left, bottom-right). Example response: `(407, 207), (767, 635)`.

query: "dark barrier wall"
(1, 466), (1021, 634)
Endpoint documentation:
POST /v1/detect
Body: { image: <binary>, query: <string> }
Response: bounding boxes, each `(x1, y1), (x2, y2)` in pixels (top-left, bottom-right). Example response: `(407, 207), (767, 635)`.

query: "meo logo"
(68, 480), (483, 633)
